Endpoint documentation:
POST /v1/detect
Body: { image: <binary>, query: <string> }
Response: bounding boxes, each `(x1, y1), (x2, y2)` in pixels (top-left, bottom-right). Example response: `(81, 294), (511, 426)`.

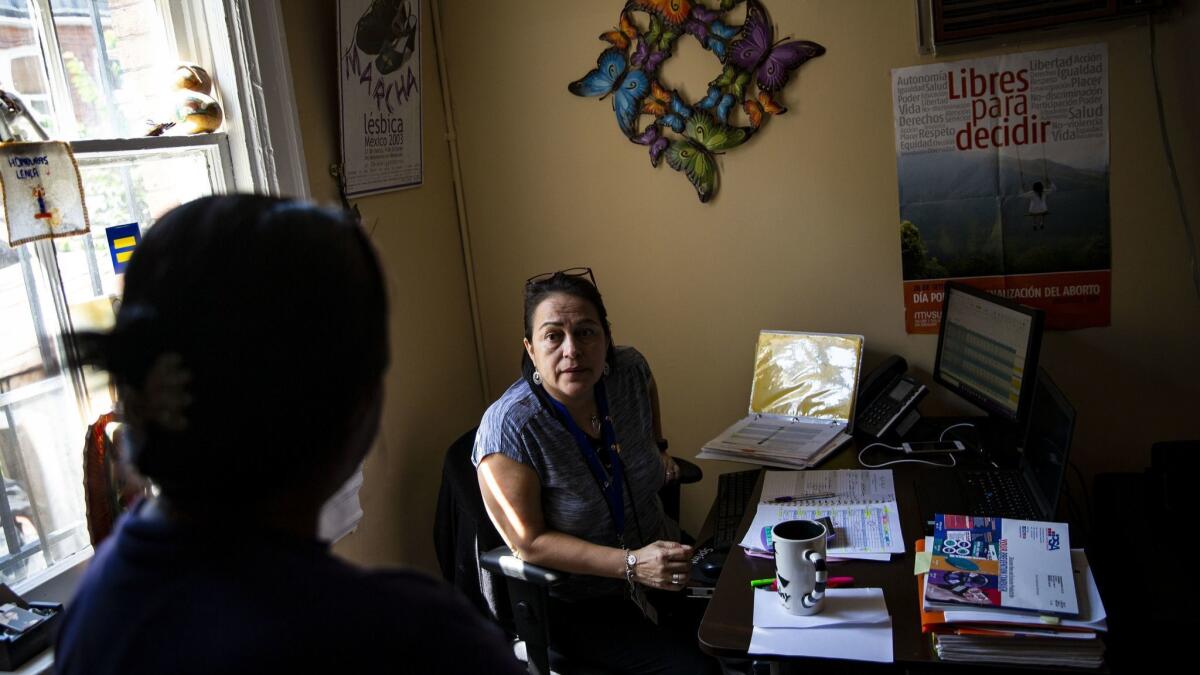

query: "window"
(0, 0), (302, 588)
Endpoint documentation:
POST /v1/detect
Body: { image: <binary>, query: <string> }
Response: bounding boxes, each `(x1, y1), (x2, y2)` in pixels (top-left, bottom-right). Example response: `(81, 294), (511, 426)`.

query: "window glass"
(0, 0), (60, 134)
(0, 0), (241, 586)
(59, 146), (222, 415)
(50, 0), (175, 138)
(0, 242), (86, 582)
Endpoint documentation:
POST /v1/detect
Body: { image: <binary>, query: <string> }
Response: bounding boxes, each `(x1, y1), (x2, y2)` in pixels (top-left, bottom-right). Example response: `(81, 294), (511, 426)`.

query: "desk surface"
(696, 445), (934, 663)
(694, 439), (1100, 670)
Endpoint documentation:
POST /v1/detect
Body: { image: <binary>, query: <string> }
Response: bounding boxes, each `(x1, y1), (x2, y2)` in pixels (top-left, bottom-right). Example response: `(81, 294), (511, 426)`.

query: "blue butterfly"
(711, 20), (738, 40)
(696, 85), (736, 122)
(568, 48), (650, 138)
(705, 20), (738, 59)
(660, 92), (692, 133)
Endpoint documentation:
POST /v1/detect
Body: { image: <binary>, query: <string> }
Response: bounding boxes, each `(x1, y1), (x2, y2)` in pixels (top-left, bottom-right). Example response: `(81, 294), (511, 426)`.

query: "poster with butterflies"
(568, 0), (825, 203)
(337, 0), (422, 197)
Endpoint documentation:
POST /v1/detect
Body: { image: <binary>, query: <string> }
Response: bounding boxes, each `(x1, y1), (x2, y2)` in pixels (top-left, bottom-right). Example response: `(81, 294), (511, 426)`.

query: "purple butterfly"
(684, 4), (723, 42)
(631, 40), (668, 73)
(691, 5), (722, 23)
(726, 0), (824, 92)
(633, 124), (668, 166)
(683, 17), (710, 42)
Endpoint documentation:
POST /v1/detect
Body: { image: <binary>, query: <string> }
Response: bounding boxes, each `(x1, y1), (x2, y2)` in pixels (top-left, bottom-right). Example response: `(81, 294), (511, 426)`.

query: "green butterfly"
(644, 14), (679, 52)
(710, 64), (752, 100)
(665, 110), (756, 203)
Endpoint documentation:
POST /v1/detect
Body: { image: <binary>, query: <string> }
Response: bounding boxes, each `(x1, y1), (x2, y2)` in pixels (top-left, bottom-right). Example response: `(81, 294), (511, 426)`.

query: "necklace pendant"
(590, 415), (601, 433)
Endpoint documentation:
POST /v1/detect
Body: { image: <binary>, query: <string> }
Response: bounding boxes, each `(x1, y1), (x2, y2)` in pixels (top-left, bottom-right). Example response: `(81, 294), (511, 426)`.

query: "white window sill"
(13, 546), (93, 604)
(7, 547), (93, 675)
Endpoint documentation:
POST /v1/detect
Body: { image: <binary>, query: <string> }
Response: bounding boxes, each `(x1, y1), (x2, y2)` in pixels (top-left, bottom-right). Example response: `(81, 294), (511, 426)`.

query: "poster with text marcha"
(338, 0), (422, 197)
(892, 44), (1109, 334)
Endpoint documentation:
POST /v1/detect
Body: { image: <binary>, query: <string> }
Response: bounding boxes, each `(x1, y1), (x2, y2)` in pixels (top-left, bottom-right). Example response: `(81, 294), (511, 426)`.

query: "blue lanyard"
(547, 380), (627, 540)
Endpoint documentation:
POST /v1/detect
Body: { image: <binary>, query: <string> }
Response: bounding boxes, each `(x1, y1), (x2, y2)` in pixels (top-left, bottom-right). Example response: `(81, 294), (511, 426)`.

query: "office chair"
(1091, 439), (1197, 671)
(435, 427), (701, 675)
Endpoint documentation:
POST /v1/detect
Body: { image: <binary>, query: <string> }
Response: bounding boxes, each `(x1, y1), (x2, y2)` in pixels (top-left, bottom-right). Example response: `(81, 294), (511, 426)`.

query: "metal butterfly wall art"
(569, 0), (825, 203)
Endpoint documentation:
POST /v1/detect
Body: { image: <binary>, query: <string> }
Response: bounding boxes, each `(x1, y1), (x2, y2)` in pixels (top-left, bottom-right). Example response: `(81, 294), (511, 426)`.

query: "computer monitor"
(1021, 368), (1076, 516)
(933, 281), (1045, 427)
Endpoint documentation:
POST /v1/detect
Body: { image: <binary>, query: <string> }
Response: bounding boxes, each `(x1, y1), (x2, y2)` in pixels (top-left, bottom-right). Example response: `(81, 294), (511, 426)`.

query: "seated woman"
(474, 269), (718, 674)
(55, 195), (522, 675)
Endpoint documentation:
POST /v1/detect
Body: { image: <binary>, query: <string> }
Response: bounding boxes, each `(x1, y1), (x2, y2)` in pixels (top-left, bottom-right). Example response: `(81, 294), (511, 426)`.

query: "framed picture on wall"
(337, 0), (424, 197)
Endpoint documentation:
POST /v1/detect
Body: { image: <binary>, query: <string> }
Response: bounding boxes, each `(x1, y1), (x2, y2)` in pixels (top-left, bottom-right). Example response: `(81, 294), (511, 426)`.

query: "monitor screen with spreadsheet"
(933, 281), (1045, 426)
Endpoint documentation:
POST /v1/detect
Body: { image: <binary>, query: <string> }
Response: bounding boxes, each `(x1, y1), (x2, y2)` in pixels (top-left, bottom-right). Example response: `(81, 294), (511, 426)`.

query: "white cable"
(938, 422), (976, 441)
(857, 442), (958, 469)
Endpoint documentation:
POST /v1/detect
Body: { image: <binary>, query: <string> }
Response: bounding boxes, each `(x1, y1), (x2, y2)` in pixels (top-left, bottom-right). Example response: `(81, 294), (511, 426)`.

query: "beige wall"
(281, 0), (484, 572)
(279, 0), (1199, 564)
(436, 1), (1200, 534)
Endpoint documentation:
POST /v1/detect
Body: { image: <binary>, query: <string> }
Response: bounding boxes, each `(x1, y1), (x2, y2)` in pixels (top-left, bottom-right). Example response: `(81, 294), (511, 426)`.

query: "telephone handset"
(855, 355), (928, 438)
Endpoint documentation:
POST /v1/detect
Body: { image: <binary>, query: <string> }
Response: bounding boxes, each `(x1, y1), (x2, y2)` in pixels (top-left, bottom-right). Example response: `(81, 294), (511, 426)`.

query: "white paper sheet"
(753, 587), (890, 629)
(749, 619), (894, 662)
(759, 469), (897, 503)
(703, 416), (843, 460)
(696, 431), (850, 469)
(740, 501), (905, 554)
(829, 552), (894, 562)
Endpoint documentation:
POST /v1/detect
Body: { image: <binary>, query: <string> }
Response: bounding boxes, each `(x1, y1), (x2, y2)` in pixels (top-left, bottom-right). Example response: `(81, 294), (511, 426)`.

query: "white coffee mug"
(771, 519), (828, 616)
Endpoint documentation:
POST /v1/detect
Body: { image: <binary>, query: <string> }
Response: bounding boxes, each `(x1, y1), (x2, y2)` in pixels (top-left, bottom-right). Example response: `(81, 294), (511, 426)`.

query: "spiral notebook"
(738, 470), (906, 558)
(697, 331), (864, 469)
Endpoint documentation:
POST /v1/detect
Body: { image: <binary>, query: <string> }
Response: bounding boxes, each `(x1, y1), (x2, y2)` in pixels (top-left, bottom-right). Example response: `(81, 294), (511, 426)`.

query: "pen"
(767, 492), (835, 503)
(751, 576), (854, 590)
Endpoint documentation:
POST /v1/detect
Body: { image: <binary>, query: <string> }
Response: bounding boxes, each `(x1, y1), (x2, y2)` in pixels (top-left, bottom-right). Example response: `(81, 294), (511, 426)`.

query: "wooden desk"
(697, 447), (936, 666)
(694, 442), (1108, 671)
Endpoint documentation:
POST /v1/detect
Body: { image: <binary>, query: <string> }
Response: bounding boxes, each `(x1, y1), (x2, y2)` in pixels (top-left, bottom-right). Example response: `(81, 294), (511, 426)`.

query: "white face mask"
(317, 461), (366, 543)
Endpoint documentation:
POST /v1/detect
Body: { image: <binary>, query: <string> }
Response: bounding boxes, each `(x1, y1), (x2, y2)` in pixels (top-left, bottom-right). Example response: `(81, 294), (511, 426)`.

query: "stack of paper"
(917, 536), (1107, 668)
(748, 588), (893, 662)
(738, 470), (906, 561)
(697, 418), (851, 469)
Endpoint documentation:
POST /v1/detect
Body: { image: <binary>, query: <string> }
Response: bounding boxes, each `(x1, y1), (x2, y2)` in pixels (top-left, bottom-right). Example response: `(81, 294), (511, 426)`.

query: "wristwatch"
(624, 549), (637, 588)
(656, 438), (669, 452)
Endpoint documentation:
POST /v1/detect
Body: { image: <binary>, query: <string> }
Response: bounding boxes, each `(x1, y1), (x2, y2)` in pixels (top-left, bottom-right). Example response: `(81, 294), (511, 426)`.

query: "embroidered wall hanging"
(568, 0), (825, 203)
(0, 141), (90, 246)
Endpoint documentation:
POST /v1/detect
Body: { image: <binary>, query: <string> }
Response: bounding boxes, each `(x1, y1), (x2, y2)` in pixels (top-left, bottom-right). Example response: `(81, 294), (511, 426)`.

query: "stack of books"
(916, 515), (1107, 669)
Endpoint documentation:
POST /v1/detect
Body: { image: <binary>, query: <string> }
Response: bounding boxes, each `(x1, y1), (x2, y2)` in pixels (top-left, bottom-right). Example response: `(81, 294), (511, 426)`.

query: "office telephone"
(856, 355), (927, 438)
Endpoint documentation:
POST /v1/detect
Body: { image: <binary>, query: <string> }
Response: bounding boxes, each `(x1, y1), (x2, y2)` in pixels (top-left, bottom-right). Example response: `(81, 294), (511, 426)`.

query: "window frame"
(4, 0), (309, 601)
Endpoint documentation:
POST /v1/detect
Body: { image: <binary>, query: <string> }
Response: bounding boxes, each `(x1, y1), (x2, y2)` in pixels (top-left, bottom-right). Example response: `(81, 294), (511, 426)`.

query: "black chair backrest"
(1150, 440), (1198, 513)
(433, 427), (513, 631)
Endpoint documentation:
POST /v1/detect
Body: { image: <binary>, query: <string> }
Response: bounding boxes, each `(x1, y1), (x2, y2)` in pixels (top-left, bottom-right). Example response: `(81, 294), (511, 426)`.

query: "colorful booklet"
(924, 514), (1079, 616)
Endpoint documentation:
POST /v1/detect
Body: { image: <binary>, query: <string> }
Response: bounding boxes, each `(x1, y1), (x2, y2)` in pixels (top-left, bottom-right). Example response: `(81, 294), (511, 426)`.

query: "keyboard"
(963, 470), (1038, 519)
(711, 469), (759, 549)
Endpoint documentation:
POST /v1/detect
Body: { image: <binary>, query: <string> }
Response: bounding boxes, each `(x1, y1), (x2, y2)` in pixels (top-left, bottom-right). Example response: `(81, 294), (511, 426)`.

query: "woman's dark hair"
(79, 194), (388, 507)
(1032, 181), (1044, 194)
(520, 272), (615, 383)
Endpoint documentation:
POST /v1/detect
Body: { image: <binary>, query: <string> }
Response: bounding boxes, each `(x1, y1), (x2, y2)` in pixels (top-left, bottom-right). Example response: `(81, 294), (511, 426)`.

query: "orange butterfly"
(642, 81), (673, 115)
(743, 91), (786, 128)
(627, 0), (692, 27)
(600, 12), (637, 50)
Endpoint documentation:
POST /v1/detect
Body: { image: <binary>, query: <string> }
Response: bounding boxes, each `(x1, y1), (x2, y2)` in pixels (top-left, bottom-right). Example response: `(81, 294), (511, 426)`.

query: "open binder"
(697, 331), (864, 469)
